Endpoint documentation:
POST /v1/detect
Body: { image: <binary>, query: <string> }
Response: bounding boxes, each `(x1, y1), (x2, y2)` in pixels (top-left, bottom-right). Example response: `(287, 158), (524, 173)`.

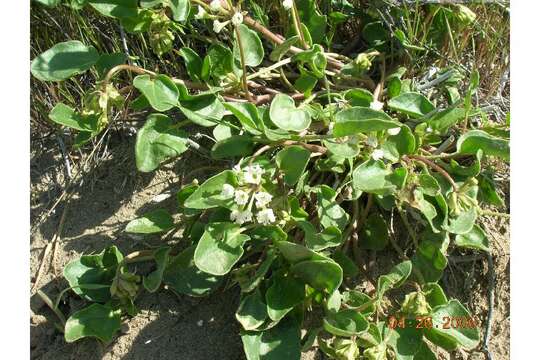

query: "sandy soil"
(30, 132), (509, 360)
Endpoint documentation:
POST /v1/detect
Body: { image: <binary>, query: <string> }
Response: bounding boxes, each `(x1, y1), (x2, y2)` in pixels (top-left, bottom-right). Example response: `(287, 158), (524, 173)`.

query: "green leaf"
(315, 185), (349, 231)
(194, 222), (249, 275)
(276, 146), (311, 186)
(426, 300), (480, 349)
(125, 208), (174, 234)
(377, 260), (412, 298)
(446, 208), (476, 235)
(296, 0), (327, 45)
(381, 125), (416, 161)
(344, 89), (374, 107)
(133, 74), (179, 112)
(135, 114), (189, 172)
(239, 249), (277, 293)
(236, 290), (268, 330)
(143, 247), (171, 292)
(270, 36), (300, 61)
(120, 9), (154, 33)
(178, 94), (225, 127)
(324, 137), (360, 158)
(323, 309), (369, 337)
(49, 103), (98, 132)
(333, 251), (359, 278)
(260, 318), (301, 360)
(178, 47), (202, 81)
(223, 102), (263, 135)
(418, 173), (441, 197)
(341, 291), (375, 315)
(31, 40), (100, 81)
(388, 92), (435, 118)
(184, 170), (238, 209)
(34, 0), (61, 7)
(202, 43), (234, 80)
(88, 0), (138, 18)
(266, 273), (305, 322)
(478, 174), (504, 207)
(333, 107), (398, 136)
(276, 241), (324, 263)
(303, 223), (342, 251)
(457, 130), (509, 160)
(387, 324), (428, 360)
(165, 0), (190, 22)
(455, 224), (490, 252)
(359, 213), (389, 250)
(423, 283), (448, 308)
(63, 246), (123, 302)
(163, 246), (222, 296)
(94, 53), (127, 79)
(352, 159), (393, 194)
(412, 231), (449, 283)
(241, 331), (262, 360)
(211, 135), (254, 159)
(65, 303), (121, 343)
(269, 94), (311, 132)
(290, 260), (343, 293)
(426, 107), (467, 132)
(234, 23), (264, 67)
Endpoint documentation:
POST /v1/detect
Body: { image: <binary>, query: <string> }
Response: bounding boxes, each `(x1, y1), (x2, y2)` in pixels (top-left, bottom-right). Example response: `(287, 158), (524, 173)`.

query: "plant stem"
(479, 209), (510, 218)
(234, 25), (255, 103)
(405, 155), (459, 192)
(398, 208), (418, 249)
(291, 1), (308, 49)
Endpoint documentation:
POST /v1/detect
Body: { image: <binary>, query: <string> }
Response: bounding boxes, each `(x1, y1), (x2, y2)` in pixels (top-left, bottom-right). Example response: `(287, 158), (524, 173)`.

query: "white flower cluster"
(282, 0), (294, 11)
(369, 99), (384, 111)
(366, 135), (384, 160)
(220, 164), (276, 225)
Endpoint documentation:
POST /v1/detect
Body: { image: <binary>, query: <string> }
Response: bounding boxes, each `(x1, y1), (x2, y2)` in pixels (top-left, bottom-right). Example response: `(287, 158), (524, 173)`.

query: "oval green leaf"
(65, 303), (121, 343)
(135, 114), (189, 172)
(194, 222), (249, 276)
(133, 74), (179, 112)
(269, 94), (311, 132)
(31, 40), (99, 81)
(333, 107), (398, 137)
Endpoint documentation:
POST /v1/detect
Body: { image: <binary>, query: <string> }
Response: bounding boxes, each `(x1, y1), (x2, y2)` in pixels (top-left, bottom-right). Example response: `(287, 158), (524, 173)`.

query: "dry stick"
(32, 201), (69, 293)
(373, 55), (386, 101)
(482, 251), (495, 360)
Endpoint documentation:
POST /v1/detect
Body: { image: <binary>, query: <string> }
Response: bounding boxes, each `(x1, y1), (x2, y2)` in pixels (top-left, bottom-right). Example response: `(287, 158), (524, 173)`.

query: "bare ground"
(30, 132), (509, 360)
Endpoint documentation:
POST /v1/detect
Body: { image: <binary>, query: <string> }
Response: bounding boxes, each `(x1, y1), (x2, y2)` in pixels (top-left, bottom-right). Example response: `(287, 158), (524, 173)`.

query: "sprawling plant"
(31, 0), (509, 359)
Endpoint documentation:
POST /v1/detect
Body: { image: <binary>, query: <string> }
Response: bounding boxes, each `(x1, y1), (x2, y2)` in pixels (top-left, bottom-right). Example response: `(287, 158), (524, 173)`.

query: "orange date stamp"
(387, 315), (479, 330)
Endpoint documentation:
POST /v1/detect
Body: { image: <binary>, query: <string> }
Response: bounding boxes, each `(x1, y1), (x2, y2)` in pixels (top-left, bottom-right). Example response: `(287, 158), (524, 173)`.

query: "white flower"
(230, 209), (252, 225)
(231, 12), (243, 26)
(254, 191), (273, 209)
(387, 127), (401, 136)
(256, 208), (276, 225)
(282, 0), (294, 10)
(366, 135), (378, 148)
(209, 0), (222, 11)
(243, 164), (264, 185)
(370, 99), (384, 111)
(426, 127), (433, 133)
(194, 5), (207, 19)
(372, 149), (384, 160)
(234, 189), (250, 206)
(221, 184), (235, 198)
(213, 20), (228, 33)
